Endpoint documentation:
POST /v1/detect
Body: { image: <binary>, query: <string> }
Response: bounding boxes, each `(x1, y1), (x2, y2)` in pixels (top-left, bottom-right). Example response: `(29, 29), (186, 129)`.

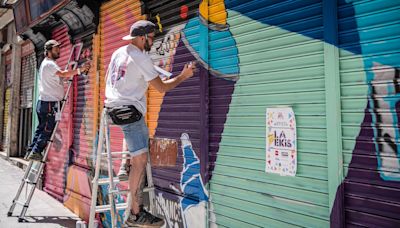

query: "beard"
(52, 51), (60, 59)
(144, 39), (152, 52)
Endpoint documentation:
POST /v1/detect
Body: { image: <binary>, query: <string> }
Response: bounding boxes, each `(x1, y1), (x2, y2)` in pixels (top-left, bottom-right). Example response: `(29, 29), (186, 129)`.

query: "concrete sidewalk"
(0, 155), (81, 228)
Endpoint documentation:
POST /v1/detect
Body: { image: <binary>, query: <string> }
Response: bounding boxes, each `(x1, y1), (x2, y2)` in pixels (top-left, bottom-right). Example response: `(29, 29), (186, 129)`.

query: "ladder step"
(95, 202), (127, 213)
(108, 189), (129, 195)
(24, 179), (36, 185)
(101, 151), (130, 156)
(143, 186), (155, 192)
(97, 177), (126, 185)
(107, 187), (153, 195)
(15, 200), (27, 206)
(100, 156), (127, 161)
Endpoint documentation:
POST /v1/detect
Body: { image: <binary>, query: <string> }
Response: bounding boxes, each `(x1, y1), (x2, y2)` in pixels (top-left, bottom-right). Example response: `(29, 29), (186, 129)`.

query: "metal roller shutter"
(2, 51), (12, 152)
(338, 0), (400, 227)
(209, 1), (329, 227)
(97, 0), (145, 225)
(71, 35), (96, 168)
(43, 25), (73, 201)
(19, 41), (36, 156)
(20, 42), (35, 109)
(63, 35), (96, 221)
(144, 1), (208, 227)
(2, 89), (11, 151)
(99, 0), (144, 175)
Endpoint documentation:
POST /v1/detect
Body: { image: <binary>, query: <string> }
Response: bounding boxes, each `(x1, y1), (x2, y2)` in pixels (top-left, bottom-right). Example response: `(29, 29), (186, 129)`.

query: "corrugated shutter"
(145, 1), (208, 227)
(97, 1), (145, 225)
(2, 89), (11, 151)
(2, 51), (12, 152)
(20, 41), (36, 108)
(18, 41), (36, 156)
(99, 0), (144, 176)
(71, 36), (95, 168)
(339, 0), (400, 227)
(209, 1), (328, 227)
(63, 35), (96, 221)
(43, 25), (73, 201)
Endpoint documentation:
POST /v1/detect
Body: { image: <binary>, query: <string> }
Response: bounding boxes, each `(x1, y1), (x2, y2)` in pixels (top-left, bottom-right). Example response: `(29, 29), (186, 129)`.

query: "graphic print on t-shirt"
(109, 53), (130, 87)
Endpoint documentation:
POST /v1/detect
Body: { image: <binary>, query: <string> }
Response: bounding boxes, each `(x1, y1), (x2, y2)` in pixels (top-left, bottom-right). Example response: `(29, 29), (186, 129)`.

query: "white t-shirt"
(105, 44), (158, 114)
(38, 58), (64, 101)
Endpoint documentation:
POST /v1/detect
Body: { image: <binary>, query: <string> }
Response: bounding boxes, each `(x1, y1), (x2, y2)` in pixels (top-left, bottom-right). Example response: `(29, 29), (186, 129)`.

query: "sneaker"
(28, 152), (43, 161)
(125, 208), (165, 227)
(117, 161), (130, 180)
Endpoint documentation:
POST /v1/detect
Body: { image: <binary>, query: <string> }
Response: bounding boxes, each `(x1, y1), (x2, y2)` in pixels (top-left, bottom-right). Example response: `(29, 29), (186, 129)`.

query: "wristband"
(77, 68), (81, 75)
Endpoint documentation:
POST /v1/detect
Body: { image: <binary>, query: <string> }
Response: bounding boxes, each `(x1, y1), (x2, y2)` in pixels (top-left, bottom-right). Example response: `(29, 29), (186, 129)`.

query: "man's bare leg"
(129, 152), (147, 214)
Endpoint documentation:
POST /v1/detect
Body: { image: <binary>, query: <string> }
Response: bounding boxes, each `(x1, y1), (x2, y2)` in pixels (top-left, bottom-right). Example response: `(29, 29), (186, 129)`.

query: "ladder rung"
(97, 177), (126, 185)
(24, 179), (36, 185)
(95, 203), (127, 213)
(143, 186), (155, 192)
(101, 151), (130, 156)
(109, 189), (129, 195)
(29, 168), (39, 172)
(100, 156), (125, 161)
(15, 200), (27, 206)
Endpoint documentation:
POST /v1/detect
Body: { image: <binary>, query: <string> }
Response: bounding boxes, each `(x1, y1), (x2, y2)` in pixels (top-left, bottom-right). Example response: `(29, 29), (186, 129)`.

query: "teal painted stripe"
(219, 137), (327, 155)
(215, 103), (325, 116)
(212, 193), (329, 228)
(217, 149), (327, 167)
(221, 127), (326, 142)
(324, 0), (343, 216)
(213, 167), (328, 196)
(212, 184), (329, 220)
(216, 116), (326, 129)
(211, 204), (297, 228)
(215, 156), (327, 180)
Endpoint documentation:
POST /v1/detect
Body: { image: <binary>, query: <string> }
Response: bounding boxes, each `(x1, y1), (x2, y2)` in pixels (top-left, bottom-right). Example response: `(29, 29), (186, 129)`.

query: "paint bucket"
(149, 138), (178, 167)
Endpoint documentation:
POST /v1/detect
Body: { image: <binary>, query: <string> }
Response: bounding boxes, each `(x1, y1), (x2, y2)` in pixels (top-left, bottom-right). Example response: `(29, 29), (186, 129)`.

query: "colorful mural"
(145, 0), (239, 227)
(33, 0), (400, 227)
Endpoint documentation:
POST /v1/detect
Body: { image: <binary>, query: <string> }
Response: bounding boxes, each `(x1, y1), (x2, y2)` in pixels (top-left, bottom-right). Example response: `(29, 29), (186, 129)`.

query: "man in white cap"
(104, 20), (196, 227)
(28, 40), (90, 161)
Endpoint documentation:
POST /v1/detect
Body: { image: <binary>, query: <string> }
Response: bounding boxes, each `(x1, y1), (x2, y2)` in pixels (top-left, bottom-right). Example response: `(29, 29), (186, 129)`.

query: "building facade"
(2, 0), (399, 227)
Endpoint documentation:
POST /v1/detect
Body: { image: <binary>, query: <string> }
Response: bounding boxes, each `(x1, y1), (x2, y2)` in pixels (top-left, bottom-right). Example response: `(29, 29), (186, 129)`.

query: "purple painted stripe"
(346, 209), (400, 228)
(345, 194), (400, 220)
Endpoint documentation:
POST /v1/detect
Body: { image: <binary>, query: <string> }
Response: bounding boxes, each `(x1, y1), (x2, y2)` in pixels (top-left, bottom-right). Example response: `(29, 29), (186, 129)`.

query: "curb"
(0, 151), (29, 171)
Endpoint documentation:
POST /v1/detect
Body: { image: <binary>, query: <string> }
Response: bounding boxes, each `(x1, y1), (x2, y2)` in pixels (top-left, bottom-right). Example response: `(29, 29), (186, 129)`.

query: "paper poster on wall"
(266, 107), (297, 176)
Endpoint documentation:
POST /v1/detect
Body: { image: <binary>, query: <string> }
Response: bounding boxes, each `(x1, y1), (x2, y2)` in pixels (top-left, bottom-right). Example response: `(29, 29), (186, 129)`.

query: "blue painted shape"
(183, 17), (239, 76)
(180, 142), (208, 211)
(99, 175), (126, 227)
(226, 0), (400, 67)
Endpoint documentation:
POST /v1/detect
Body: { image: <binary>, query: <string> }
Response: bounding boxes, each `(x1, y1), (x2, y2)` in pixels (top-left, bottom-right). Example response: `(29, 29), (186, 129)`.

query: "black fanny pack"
(107, 105), (142, 125)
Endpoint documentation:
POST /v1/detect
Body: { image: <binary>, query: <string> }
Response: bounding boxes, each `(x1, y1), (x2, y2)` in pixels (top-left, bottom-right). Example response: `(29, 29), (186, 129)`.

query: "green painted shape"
(209, 10), (330, 226)
(212, 193), (329, 227)
(323, 0), (343, 212)
(211, 204), (298, 228)
(216, 155), (327, 180)
(211, 183), (329, 219)
(213, 167), (328, 197)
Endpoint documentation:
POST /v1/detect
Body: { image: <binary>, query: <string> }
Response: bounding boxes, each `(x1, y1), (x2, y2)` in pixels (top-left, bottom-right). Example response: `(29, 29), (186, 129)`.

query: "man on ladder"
(28, 39), (90, 161)
(8, 40), (90, 222)
(103, 20), (196, 227)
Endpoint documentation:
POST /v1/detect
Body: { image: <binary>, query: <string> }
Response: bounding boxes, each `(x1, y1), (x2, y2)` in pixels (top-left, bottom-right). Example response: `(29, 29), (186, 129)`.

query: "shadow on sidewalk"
(10, 215), (79, 227)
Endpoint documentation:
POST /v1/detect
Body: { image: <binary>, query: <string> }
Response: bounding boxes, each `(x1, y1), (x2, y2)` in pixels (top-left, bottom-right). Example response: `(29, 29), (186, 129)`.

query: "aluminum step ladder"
(88, 108), (156, 228)
(7, 43), (85, 222)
